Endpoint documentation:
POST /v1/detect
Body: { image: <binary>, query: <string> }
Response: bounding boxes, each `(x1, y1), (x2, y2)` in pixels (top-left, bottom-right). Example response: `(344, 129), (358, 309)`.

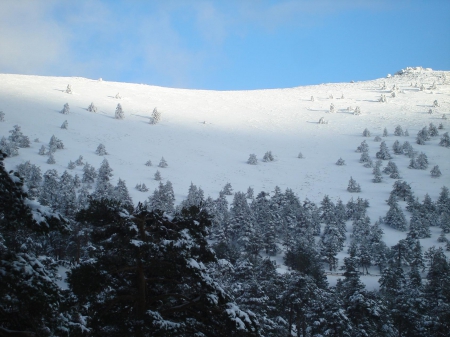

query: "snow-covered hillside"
(0, 67), (449, 253)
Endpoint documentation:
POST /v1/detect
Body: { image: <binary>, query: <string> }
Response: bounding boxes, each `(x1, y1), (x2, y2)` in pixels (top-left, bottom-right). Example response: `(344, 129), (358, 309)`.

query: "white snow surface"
(1, 70), (449, 272)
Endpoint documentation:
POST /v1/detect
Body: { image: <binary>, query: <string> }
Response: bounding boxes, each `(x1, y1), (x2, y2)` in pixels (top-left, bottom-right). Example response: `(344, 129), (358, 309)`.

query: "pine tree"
(95, 143), (108, 156)
(431, 165), (442, 178)
(247, 153), (258, 165)
(384, 199), (407, 231)
(87, 102), (97, 112)
(362, 128), (371, 137)
(150, 107), (161, 124)
(374, 135), (382, 142)
(67, 160), (76, 169)
(0, 111), (4, 122)
(82, 163), (97, 186)
(47, 153), (56, 164)
(329, 103), (335, 113)
(114, 178), (133, 212)
(347, 177), (361, 192)
(61, 120), (68, 129)
(416, 152), (429, 170)
(145, 159), (152, 166)
(359, 150), (370, 164)
(298, 152), (304, 158)
(246, 186), (254, 199)
(39, 169), (60, 208)
(38, 144), (46, 155)
(8, 125), (30, 148)
(262, 151), (274, 162)
(376, 141), (392, 160)
(65, 84), (72, 94)
(372, 160), (383, 183)
(154, 170), (162, 180)
(429, 122), (439, 137)
(439, 132), (450, 147)
(49, 135), (64, 151)
(402, 141), (415, 158)
(75, 155), (84, 166)
(383, 127), (388, 137)
(383, 160), (401, 179)
(115, 103), (124, 119)
(394, 125), (404, 136)
(336, 157), (345, 165)
(115, 92), (121, 99)
(416, 126), (430, 145)
(69, 202), (258, 336)
(58, 170), (77, 216)
(355, 140), (369, 152)
(61, 103), (70, 114)
(93, 159), (114, 200)
(158, 157), (168, 168)
(222, 182), (233, 195)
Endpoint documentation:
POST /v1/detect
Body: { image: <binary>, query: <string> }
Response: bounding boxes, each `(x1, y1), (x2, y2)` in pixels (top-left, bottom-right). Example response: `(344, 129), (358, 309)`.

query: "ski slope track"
(0, 68), (449, 286)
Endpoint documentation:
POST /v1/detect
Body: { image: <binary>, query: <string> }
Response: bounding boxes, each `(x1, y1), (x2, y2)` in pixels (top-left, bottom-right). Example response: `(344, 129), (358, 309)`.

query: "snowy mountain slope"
(0, 68), (449, 256)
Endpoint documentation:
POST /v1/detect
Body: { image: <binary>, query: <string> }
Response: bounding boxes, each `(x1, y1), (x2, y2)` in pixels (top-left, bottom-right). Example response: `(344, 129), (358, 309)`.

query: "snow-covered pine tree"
(359, 150), (370, 163)
(394, 125), (404, 136)
(415, 152), (429, 170)
(428, 123), (439, 137)
(49, 135), (64, 151)
(383, 127), (388, 137)
(61, 120), (68, 129)
(39, 169), (60, 208)
(154, 170), (162, 180)
(57, 170), (77, 216)
(115, 103), (124, 119)
(416, 126), (430, 145)
(347, 177), (361, 192)
(145, 159), (152, 166)
(222, 182), (233, 195)
(383, 161), (401, 179)
(430, 165), (442, 178)
(404, 129), (409, 136)
(8, 125), (30, 148)
(362, 128), (371, 137)
(247, 153), (258, 165)
(329, 103), (335, 113)
(67, 160), (76, 169)
(93, 159), (114, 200)
(402, 141), (415, 158)
(438, 123), (444, 130)
(392, 140), (403, 154)
(75, 155), (84, 166)
(47, 153), (56, 164)
(298, 152), (304, 158)
(355, 140), (369, 153)
(0, 111), (4, 121)
(158, 157), (168, 168)
(433, 99), (440, 107)
(372, 160), (383, 183)
(61, 103), (70, 114)
(262, 151), (274, 162)
(376, 141), (392, 160)
(374, 135), (382, 142)
(336, 157), (345, 166)
(439, 132), (450, 147)
(311, 95), (314, 101)
(246, 186), (254, 199)
(150, 107), (161, 124)
(87, 102), (97, 112)
(95, 143), (108, 156)
(114, 178), (133, 212)
(115, 92), (121, 99)
(0, 137), (18, 157)
(82, 162), (97, 186)
(354, 106), (361, 115)
(65, 84), (72, 94)
(384, 199), (407, 231)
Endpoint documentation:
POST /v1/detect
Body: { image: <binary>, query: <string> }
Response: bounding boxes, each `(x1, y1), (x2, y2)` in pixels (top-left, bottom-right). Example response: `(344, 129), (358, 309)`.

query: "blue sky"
(1, 0), (449, 90)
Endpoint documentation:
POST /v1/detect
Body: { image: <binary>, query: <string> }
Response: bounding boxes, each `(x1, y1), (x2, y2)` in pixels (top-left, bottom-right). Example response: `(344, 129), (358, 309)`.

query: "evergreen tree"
(82, 162), (97, 186)
(69, 202), (258, 336)
(383, 160), (401, 179)
(247, 153), (258, 165)
(67, 160), (76, 169)
(431, 165), (442, 178)
(402, 141), (415, 158)
(8, 125), (30, 148)
(154, 170), (162, 180)
(65, 84), (72, 94)
(38, 144), (46, 155)
(47, 153), (56, 164)
(392, 140), (403, 154)
(0, 151), (70, 335)
(383, 127), (388, 137)
(372, 160), (383, 183)
(39, 169), (60, 209)
(376, 141), (392, 160)
(75, 155), (84, 166)
(439, 132), (450, 147)
(394, 125), (404, 136)
(374, 135), (382, 142)
(158, 156), (168, 168)
(61, 103), (70, 114)
(416, 152), (429, 169)
(92, 159), (114, 200)
(246, 186), (254, 199)
(359, 150), (371, 164)
(115, 103), (124, 119)
(145, 159), (152, 166)
(429, 122), (439, 137)
(262, 151), (274, 162)
(409, 211), (431, 239)
(297, 152), (304, 158)
(347, 176), (361, 192)
(150, 107), (161, 124)
(222, 182), (233, 195)
(384, 199), (407, 231)
(87, 102), (97, 112)
(114, 178), (134, 212)
(336, 157), (345, 165)
(60, 120), (68, 129)
(0, 111), (4, 122)
(362, 128), (371, 137)
(416, 126), (430, 145)
(95, 143), (108, 155)
(58, 170), (77, 216)
(49, 135), (64, 151)
(355, 140), (369, 152)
